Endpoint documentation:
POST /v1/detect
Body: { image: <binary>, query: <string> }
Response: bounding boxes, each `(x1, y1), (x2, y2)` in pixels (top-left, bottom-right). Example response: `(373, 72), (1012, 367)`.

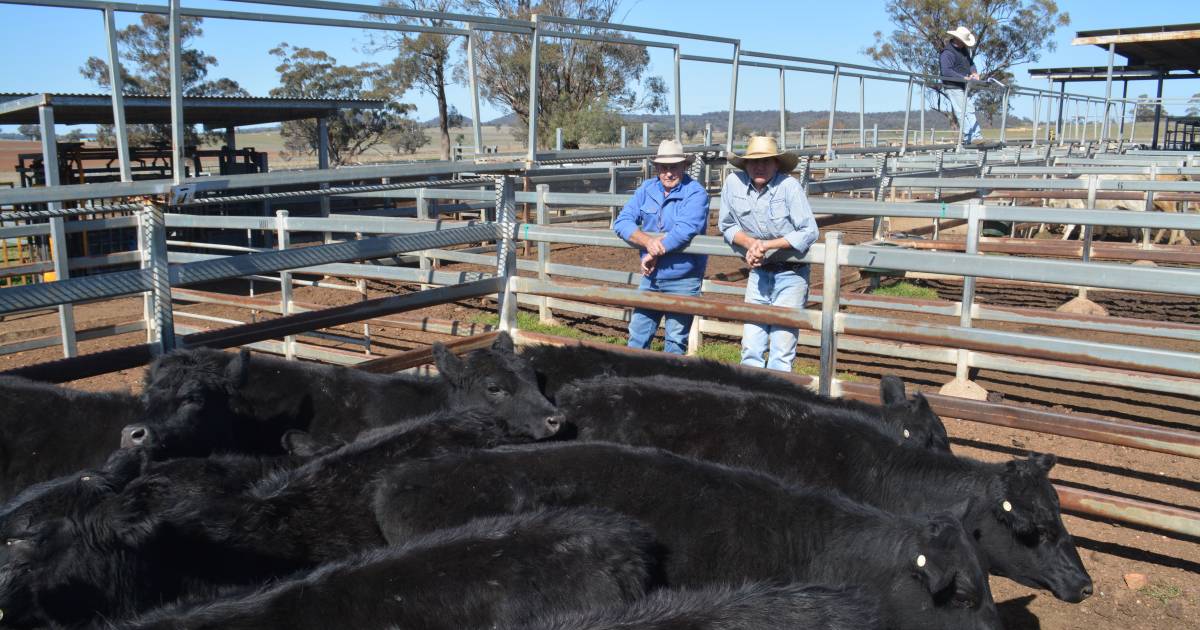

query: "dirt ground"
(0, 216), (1196, 630)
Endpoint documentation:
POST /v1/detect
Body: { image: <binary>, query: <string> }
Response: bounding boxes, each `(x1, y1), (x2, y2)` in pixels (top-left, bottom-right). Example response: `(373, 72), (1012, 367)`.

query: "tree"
(1134, 94), (1158, 122)
(62, 129), (85, 143)
(17, 124), (40, 141)
(864, 0), (1069, 129)
(80, 14), (248, 146)
(1187, 93), (1200, 117)
(457, 0), (668, 148)
(270, 44), (419, 166)
(388, 118), (431, 155)
(365, 0), (461, 161)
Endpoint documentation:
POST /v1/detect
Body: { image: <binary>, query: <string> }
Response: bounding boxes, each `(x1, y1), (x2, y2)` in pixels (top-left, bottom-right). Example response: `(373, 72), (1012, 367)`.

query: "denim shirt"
(613, 175), (710, 280)
(718, 171), (818, 257)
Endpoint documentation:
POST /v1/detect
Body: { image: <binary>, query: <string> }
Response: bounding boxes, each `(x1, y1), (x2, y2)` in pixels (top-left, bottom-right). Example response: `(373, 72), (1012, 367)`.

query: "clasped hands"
(744, 239), (770, 268)
(636, 233), (667, 276)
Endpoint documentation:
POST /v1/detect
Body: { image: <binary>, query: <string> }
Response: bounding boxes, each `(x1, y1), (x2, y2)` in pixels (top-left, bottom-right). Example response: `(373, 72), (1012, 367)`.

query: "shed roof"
(0, 93), (386, 127)
(1072, 23), (1200, 72)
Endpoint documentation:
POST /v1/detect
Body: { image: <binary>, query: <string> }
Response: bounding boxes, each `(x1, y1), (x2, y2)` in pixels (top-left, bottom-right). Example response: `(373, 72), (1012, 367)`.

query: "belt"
(758, 261), (808, 273)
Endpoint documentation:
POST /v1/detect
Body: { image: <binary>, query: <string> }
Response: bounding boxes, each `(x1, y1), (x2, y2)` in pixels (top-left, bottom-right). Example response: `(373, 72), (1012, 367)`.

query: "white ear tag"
(916, 554), (927, 568)
(903, 429), (911, 439)
(81, 476), (92, 482)
(1002, 500), (1013, 512)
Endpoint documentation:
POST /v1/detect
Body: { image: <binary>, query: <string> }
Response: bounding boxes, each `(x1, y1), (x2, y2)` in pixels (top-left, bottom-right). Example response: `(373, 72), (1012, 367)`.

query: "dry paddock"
(0, 218), (1196, 630)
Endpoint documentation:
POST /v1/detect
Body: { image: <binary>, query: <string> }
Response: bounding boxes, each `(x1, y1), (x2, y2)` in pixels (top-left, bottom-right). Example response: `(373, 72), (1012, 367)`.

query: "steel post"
(826, 66), (840, 158)
(1117, 80), (1129, 143)
(799, 126), (806, 150)
(1151, 75), (1164, 149)
(901, 76), (913, 154)
(139, 205), (175, 354)
(103, 7), (132, 182)
(919, 81), (926, 144)
(956, 201), (981, 380)
(620, 126), (627, 148)
(872, 123), (878, 147)
(168, 0), (186, 183)
(818, 232), (842, 396)
(1055, 81), (1066, 146)
(1031, 93), (1040, 148)
(317, 116), (331, 243)
(958, 82), (969, 151)
(526, 14), (540, 161)
(858, 76), (865, 147)
(555, 127), (563, 151)
(1100, 42), (1115, 145)
(467, 24), (483, 154)
(999, 88), (1010, 144)
(778, 67), (787, 149)
(1045, 85), (1054, 144)
(415, 189), (431, 288)
(495, 176), (517, 331)
(608, 165), (618, 225)
(1083, 175), (1097, 268)
(38, 104), (77, 358)
(673, 45), (682, 141)
(726, 42), (740, 153)
(276, 210), (294, 359)
(536, 184), (552, 323)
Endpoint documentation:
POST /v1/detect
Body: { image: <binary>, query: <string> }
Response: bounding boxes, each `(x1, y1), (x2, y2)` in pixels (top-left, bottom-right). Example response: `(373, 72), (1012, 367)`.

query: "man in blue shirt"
(940, 26), (981, 144)
(718, 136), (818, 372)
(613, 139), (710, 354)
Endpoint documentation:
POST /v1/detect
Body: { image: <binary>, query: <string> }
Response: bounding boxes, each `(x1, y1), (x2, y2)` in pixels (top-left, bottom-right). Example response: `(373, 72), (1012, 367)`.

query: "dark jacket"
(939, 45), (976, 88)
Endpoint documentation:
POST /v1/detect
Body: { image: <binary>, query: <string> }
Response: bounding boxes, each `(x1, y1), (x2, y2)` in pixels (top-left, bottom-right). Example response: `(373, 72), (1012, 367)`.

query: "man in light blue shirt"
(718, 136), (819, 371)
(613, 139), (710, 354)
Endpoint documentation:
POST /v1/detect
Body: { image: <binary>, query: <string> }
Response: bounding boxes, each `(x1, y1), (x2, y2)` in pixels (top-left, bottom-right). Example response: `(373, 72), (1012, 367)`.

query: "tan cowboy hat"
(946, 26), (976, 47)
(728, 136), (799, 173)
(650, 139), (695, 165)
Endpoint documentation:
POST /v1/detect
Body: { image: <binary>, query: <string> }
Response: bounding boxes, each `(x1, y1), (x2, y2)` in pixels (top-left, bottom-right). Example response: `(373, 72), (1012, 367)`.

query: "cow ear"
(492, 331), (515, 354)
(1030, 453), (1057, 473)
(224, 348), (251, 390)
(281, 430), (321, 458)
(433, 343), (465, 383)
(914, 550), (956, 595)
(880, 375), (907, 405)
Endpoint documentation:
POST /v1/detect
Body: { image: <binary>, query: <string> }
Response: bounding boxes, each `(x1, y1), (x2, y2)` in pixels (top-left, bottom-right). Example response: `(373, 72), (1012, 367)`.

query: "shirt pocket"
(767, 198), (792, 233)
(639, 201), (661, 231)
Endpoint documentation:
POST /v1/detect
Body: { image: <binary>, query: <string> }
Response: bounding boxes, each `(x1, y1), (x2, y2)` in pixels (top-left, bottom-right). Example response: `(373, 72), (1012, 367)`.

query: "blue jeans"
(627, 275), (702, 355)
(945, 87), (980, 143)
(741, 265), (810, 371)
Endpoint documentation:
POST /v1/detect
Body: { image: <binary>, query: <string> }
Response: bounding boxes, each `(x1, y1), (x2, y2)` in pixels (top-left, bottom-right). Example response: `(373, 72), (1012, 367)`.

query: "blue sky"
(1, 0), (1196, 132)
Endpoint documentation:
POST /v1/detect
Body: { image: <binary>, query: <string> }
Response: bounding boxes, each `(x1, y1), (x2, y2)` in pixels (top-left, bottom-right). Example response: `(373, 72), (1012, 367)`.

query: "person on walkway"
(613, 139), (710, 354)
(940, 26), (981, 144)
(718, 136), (818, 372)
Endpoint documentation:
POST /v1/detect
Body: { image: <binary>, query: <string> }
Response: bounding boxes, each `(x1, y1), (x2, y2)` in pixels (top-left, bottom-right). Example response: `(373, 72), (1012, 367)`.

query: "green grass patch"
(696, 342), (742, 364)
(793, 361), (859, 382)
(870, 281), (939, 300)
(1139, 582), (1182, 605)
(471, 312), (624, 345)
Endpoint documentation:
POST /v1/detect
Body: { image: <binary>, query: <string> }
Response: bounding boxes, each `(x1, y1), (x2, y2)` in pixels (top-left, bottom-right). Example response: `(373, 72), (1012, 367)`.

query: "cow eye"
(486, 384), (503, 395)
(4, 538), (22, 546)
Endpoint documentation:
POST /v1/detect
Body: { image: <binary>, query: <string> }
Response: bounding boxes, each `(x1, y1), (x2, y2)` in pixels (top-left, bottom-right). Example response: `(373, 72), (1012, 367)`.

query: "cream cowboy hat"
(650, 139), (695, 165)
(728, 136), (799, 173)
(946, 26), (976, 47)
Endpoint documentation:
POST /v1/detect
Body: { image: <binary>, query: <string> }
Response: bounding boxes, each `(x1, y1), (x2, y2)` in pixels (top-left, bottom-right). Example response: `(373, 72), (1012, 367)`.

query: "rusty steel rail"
(1, 278), (503, 383)
(892, 238), (1200, 266)
(514, 332), (1200, 538)
(356, 331), (501, 374)
(984, 190), (1200, 202)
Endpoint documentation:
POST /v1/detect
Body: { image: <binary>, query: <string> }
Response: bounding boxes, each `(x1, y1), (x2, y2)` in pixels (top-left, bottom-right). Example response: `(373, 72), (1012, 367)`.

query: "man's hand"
(640, 253), (658, 276)
(745, 239), (768, 268)
(644, 236), (667, 257)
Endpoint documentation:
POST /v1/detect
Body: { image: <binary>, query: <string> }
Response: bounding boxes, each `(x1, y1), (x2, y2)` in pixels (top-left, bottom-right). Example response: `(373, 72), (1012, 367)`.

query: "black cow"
(0, 376), (143, 501)
(521, 342), (948, 450)
(0, 407), (559, 628)
(112, 509), (656, 630)
(511, 582), (882, 630)
(374, 442), (1002, 630)
(128, 332), (559, 458)
(555, 375), (1093, 603)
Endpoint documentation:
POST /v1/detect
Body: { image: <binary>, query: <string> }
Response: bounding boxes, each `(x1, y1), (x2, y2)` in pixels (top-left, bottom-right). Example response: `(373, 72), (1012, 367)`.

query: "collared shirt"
(613, 175), (709, 280)
(718, 171), (818, 255)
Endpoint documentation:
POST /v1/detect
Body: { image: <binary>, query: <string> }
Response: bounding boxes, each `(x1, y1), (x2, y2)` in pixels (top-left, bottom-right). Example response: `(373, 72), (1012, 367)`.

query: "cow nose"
(121, 424), (151, 448)
(544, 414), (563, 435)
(1080, 582), (1094, 600)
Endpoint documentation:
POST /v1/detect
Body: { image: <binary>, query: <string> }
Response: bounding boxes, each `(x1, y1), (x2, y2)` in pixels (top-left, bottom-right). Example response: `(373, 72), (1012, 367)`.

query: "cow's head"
(974, 453), (1093, 603)
(433, 333), (562, 439)
(886, 503), (1003, 630)
(879, 376), (951, 452)
(129, 348), (279, 458)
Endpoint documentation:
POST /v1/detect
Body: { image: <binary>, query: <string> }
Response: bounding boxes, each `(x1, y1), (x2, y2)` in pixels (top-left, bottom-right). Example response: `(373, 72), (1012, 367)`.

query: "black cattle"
(512, 582), (882, 630)
(374, 442), (1002, 630)
(113, 509), (656, 630)
(128, 332), (559, 458)
(555, 375), (1093, 603)
(0, 407), (558, 628)
(521, 342), (948, 450)
(0, 376), (143, 501)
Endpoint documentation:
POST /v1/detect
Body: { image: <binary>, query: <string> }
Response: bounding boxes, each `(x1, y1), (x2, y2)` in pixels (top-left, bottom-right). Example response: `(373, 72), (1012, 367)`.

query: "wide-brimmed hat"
(650, 139), (695, 165)
(946, 26), (976, 47)
(728, 136), (799, 173)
